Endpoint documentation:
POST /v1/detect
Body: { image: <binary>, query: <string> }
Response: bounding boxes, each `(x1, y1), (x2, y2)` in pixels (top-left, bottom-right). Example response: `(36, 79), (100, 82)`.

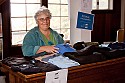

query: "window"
(48, 0), (70, 40)
(10, 0), (70, 45)
(10, 0), (41, 45)
(92, 0), (113, 10)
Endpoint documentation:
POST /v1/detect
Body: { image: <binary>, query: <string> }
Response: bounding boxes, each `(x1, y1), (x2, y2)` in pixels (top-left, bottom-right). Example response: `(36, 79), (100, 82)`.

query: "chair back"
(116, 29), (124, 42)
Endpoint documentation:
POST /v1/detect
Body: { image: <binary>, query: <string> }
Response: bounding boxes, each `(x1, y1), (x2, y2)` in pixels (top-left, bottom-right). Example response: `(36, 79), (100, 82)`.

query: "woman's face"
(37, 13), (50, 31)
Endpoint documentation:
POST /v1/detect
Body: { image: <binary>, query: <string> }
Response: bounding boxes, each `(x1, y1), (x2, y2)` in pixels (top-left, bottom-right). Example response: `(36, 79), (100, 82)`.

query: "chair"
(116, 29), (124, 42)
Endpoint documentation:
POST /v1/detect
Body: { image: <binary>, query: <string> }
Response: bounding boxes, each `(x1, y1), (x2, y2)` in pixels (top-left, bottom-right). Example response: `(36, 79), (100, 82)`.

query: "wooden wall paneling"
(41, 0), (48, 7)
(110, 0), (121, 42)
(0, 0), (6, 5)
(91, 14), (106, 44)
(1, 0), (11, 58)
(10, 46), (23, 57)
(92, 0), (121, 43)
(104, 14), (112, 42)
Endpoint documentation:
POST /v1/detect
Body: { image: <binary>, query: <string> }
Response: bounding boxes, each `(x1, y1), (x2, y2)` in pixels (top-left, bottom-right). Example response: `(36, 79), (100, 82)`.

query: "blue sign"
(76, 12), (94, 30)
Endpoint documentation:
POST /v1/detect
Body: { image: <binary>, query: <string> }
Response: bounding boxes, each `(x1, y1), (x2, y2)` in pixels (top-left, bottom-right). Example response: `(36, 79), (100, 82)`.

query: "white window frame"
(48, 0), (70, 41)
(92, 0), (113, 10)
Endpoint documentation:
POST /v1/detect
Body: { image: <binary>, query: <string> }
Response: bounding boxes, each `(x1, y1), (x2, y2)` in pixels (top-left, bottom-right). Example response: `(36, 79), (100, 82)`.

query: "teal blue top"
(22, 26), (64, 56)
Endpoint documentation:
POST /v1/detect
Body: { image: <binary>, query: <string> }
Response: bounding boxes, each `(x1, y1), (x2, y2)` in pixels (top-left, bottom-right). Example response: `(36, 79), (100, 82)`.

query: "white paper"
(45, 69), (68, 83)
(81, 0), (92, 13)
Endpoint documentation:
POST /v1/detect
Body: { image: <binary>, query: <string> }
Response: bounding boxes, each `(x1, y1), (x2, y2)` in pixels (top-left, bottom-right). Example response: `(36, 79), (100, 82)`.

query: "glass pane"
(27, 17), (37, 30)
(48, 0), (60, 3)
(12, 31), (27, 45)
(61, 29), (70, 40)
(99, 0), (108, 9)
(27, 4), (41, 16)
(10, 0), (25, 3)
(26, 0), (41, 3)
(61, 17), (70, 28)
(11, 0), (41, 3)
(11, 4), (26, 17)
(54, 29), (61, 34)
(50, 17), (60, 29)
(48, 4), (60, 16)
(61, 0), (68, 4)
(92, 0), (97, 9)
(11, 18), (26, 31)
(61, 5), (68, 16)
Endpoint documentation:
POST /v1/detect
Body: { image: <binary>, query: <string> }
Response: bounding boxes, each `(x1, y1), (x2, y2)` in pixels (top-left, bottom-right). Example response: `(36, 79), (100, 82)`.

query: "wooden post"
(0, 0), (6, 5)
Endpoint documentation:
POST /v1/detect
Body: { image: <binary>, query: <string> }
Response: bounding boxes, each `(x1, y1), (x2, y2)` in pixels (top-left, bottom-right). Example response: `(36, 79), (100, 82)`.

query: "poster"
(76, 11), (94, 30)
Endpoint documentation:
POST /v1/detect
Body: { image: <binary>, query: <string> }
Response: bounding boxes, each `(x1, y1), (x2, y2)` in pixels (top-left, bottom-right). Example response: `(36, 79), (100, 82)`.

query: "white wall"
(69, 0), (91, 45)
(69, 0), (124, 45)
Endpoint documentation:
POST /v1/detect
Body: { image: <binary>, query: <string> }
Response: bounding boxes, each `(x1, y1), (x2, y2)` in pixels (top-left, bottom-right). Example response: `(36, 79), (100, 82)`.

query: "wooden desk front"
(1, 57), (125, 83)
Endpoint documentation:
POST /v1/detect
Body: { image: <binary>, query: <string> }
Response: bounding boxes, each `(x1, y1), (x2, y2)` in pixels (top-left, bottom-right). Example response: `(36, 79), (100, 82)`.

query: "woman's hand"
(37, 45), (59, 54)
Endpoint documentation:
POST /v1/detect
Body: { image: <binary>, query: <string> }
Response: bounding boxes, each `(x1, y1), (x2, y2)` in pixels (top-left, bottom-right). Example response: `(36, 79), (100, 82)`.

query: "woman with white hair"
(22, 6), (64, 57)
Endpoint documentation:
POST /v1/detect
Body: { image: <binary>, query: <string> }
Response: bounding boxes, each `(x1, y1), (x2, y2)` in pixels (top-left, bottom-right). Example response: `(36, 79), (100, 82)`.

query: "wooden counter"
(1, 57), (125, 83)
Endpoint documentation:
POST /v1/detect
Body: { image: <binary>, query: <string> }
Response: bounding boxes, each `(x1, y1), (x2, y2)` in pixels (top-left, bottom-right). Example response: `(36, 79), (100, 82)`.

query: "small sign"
(76, 12), (94, 30)
(45, 69), (68, 83)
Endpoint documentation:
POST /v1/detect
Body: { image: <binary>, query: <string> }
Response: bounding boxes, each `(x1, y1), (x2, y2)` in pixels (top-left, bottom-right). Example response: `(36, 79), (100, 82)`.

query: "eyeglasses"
(38, 17), (50, 22)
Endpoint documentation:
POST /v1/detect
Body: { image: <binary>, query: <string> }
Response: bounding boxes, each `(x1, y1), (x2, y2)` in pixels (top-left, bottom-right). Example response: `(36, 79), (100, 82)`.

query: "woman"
(22, 6), (64, 57)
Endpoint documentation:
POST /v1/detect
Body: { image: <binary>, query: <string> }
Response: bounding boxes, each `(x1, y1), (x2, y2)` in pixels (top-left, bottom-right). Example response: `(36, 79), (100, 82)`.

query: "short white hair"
(34, 6), (52, 21)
